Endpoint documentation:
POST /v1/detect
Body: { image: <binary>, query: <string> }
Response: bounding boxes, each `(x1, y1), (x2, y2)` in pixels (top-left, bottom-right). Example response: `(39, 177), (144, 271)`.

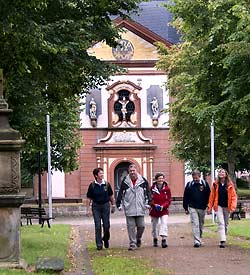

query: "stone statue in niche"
(89, 97), (97, 127)
(113, 96), (135, 124)
(151, 97), (159, 118)
(89, 97), (97, 119)
(119, 96), (129, 121)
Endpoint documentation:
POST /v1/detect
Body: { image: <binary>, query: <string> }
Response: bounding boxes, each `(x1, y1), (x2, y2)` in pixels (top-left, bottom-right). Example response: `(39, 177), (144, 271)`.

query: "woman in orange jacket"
(208, 168), (237, 248)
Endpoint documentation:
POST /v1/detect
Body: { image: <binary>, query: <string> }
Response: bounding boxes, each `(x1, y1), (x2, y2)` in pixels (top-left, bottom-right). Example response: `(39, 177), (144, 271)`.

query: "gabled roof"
(113, 17), (173, 48)
(113, 0), (180, 46)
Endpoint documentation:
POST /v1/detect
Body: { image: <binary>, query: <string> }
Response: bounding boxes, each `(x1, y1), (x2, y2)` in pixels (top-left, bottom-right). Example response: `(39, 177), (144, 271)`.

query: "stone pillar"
(0, 70), (25, 268)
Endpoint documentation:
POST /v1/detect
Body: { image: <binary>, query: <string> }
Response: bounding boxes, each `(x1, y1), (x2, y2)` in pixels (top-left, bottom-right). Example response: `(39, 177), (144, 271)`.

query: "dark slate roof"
(129, 0), (180, 44)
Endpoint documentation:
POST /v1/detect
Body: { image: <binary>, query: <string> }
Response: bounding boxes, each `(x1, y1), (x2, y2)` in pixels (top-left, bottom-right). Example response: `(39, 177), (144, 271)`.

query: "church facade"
(36, 1), (185, 200)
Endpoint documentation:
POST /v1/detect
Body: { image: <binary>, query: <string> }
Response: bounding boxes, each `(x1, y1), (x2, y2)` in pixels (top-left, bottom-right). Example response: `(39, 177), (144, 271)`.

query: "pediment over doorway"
(94, 130), (157, 150)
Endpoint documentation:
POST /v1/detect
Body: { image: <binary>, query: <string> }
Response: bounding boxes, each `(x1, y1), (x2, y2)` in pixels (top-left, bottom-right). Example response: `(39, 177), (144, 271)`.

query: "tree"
(0, 0), (141, 180)
(157, 0), (250, 179)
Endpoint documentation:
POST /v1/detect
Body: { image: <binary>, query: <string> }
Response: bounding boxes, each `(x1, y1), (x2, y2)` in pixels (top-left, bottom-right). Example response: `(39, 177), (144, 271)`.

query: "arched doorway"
(114, 161), (131, 200)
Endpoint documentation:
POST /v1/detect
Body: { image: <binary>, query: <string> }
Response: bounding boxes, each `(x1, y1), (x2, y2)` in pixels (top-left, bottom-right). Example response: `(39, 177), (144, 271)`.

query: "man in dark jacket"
(116, 164), (151, 251)
(183, 169), (210, 248)
(86, 168), (115, 250)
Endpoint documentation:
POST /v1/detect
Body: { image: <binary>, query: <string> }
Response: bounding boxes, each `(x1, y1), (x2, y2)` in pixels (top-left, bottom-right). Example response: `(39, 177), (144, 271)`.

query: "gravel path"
(61, 214), (250, 275)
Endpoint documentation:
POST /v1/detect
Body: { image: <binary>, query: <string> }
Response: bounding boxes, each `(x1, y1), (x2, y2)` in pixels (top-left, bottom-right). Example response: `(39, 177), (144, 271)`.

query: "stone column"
(0, 70), (25, 268)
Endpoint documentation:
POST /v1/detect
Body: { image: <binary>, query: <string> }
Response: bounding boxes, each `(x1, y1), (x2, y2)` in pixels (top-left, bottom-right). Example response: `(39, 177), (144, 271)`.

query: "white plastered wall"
(80, 70), (169, 129)
(48, 170), (65, 198)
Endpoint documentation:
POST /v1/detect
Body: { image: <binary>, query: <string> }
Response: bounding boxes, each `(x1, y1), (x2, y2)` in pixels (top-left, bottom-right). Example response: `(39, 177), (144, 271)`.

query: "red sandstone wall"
(33, 128), (185, 199)
(79, 129), (107, 196)
(34, 173), (48, 200)
(65, 169), (81, 197)
(72, 128), (185, 198)
(142, 129), (185, 196)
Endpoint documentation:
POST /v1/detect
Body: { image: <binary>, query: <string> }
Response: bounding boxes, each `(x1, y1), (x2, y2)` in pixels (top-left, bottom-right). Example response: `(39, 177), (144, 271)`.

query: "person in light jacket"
(207, 168), (237, 248)
(116, 164), (151, 251)
(149, 172), (171, 248)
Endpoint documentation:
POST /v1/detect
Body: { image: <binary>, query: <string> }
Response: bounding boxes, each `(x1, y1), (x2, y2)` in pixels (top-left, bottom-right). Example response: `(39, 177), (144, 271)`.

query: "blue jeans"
(92, 202), (110, 248)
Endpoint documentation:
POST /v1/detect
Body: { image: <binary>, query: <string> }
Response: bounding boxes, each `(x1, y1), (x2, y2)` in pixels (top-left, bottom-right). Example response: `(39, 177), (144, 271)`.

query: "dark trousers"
(92, 202), (110, 248)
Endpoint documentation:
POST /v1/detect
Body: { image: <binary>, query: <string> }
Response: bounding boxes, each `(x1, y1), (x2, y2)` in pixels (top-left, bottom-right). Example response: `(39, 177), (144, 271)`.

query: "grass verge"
(0, 224), (70, 275)
(88, 242), (170, 275)
(237, 188), (250, 197)
(205, 218), (250, 248)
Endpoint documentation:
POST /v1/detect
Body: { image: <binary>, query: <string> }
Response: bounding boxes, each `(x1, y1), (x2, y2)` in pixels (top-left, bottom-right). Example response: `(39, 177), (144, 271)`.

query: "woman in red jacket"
(208, 168), (237, 248)
(149, 172), (172, 248)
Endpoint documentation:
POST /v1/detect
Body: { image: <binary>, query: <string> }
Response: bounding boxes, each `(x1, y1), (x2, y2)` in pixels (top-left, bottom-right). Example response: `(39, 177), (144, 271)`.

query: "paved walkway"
(59, 213), (250, 275)
(60, 213), (190, 275)
(54, 212), (190, 226)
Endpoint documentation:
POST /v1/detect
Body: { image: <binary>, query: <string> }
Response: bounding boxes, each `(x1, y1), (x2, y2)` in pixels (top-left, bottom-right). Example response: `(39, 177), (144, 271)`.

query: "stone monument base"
(0, 258), (27, 269)
(0, 194), (25, 267)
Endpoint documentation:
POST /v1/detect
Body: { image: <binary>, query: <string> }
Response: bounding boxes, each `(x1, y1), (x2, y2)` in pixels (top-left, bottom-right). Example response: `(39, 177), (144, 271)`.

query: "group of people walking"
(183, 168), (237, 248)
(86, 165), (237, 251)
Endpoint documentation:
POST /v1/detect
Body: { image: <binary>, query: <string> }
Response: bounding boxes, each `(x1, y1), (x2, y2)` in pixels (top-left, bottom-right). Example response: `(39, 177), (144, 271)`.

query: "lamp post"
(38, 151), (42, 224)
(46, 114), (52, 220)
(211, 119), (215, 223)
(45, 84), (52, 220)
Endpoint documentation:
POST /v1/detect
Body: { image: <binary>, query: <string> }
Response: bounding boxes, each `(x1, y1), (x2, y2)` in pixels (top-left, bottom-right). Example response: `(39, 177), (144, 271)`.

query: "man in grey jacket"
(116, 164), (151, 250)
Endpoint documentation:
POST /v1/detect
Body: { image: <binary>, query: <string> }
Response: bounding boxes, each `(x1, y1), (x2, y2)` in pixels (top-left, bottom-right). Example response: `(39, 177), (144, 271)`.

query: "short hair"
(155, 172), (165, 180)
(192, 169), (201, 177)
(93, 167), (103, 178)
(128, 163), (136, 170)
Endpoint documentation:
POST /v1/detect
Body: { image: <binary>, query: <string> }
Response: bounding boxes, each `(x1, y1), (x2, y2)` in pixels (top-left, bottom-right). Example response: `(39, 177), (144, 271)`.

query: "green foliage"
(21, 165), (34, 188)
(236, 178), (249, 189)
(0, 0), (141, 176)
(157, 0), (250, 175)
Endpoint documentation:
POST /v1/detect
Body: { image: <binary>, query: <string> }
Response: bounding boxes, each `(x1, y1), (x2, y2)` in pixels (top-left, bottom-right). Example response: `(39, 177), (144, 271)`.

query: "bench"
(230, 202), (243, 220)
(21, 207), (54, 228)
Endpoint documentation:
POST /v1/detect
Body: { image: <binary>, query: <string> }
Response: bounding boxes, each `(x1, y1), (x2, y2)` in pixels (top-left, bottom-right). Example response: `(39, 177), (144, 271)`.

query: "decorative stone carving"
(112, 39), (134, 60)
(106, 80), (142, 128)
(98, 130), (152, 144)
(151, 97), (159, 118)
(0, 152), (20, 194)
(89, 97), (97, 119)
(113, 93), (137, 127)
(151, 97), (159, 126)
(89, 97), (97, 127)
(0, 70), (25, 267)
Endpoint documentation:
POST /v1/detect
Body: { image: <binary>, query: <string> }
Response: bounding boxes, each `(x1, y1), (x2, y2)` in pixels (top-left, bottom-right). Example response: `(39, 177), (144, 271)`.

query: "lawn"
(205, 218), (250, 248)
(0, 224), (71, 275)
(228, 219), (250, 238)
(87, 243), (170, 275)
(237, 188), (250, 197)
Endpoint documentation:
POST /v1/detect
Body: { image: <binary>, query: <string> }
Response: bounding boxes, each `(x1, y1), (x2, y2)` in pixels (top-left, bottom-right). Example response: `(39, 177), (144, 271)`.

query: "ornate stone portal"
(0, 70), (25, 267)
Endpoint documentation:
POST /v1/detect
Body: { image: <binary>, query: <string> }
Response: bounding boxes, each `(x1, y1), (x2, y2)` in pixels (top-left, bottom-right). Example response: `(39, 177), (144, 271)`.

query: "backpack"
(186, 179), (207, 189)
